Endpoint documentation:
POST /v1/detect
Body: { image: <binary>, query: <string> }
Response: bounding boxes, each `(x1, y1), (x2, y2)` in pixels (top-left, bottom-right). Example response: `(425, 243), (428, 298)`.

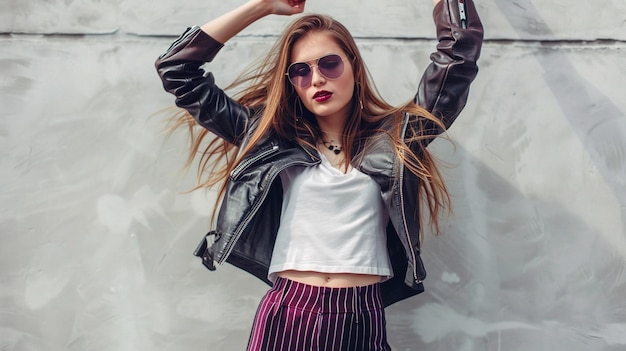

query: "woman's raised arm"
(415, 0), (484, 134)
(155, 0), (306, 145)
(201, 0), (306, 44)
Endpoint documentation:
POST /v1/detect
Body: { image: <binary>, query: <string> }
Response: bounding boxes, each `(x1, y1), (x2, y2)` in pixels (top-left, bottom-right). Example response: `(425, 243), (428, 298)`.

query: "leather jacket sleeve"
(155, 26), (249, 146)
(415, 0), (484, 140)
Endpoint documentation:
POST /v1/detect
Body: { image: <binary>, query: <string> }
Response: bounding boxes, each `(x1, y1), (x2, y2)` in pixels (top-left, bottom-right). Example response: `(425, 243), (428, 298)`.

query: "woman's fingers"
(265, 0), (306, 16)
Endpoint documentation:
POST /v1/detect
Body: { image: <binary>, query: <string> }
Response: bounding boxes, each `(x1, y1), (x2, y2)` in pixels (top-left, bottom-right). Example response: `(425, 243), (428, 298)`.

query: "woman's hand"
(255, 0), (306, 16)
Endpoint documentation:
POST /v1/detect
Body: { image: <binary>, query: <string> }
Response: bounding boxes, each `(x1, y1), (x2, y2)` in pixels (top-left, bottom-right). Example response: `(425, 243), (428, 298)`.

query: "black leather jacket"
(156, 0), (483, 307)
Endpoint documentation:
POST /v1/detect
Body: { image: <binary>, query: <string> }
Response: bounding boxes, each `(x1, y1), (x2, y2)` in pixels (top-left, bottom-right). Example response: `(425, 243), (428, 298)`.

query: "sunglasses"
(286, 54), (346, 88)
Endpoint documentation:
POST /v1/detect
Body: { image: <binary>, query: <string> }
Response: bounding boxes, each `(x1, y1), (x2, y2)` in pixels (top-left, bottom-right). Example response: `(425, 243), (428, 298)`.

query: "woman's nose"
(311, 65), (326, 86)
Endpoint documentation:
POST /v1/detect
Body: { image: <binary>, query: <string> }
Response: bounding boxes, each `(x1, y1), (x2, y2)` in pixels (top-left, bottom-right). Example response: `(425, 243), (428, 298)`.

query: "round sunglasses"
(286, 54), (346, 88)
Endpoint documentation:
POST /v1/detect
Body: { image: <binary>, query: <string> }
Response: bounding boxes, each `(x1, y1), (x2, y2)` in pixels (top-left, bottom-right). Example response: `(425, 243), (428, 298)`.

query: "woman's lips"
(313, 91), (333, 102)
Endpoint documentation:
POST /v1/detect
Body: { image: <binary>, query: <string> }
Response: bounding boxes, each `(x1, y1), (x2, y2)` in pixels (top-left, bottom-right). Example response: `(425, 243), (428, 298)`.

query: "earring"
(354, 83), (364, 110)
(295, 97), (304, 120)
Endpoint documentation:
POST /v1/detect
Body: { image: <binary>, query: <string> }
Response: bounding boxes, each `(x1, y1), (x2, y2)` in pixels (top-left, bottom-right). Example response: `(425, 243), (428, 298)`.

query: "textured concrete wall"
(1, 0), (625, 350)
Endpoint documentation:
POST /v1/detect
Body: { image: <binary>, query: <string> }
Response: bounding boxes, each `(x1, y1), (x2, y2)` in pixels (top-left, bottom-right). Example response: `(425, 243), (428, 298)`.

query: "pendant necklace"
(322, 140), (342, 155)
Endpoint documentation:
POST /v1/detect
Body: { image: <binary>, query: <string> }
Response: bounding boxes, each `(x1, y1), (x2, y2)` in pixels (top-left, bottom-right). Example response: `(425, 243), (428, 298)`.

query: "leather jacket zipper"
(230, 144), (279, 180)
(159, 26), (198, 59)
(219, 156), (320, 264)
(458, 0), (468, 29)
(400, 112), (422, 284)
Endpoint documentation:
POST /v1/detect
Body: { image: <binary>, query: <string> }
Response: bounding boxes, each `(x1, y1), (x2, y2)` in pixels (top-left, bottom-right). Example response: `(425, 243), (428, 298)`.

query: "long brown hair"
(168, 14), (451, 233)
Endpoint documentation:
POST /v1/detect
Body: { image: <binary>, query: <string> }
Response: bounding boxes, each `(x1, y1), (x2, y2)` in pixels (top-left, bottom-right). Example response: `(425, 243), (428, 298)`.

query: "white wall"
(1, 1), (625, 350)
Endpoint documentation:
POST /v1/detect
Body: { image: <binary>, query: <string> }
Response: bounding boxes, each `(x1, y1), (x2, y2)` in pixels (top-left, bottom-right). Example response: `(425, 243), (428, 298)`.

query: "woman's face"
(289, 31), (355, 126)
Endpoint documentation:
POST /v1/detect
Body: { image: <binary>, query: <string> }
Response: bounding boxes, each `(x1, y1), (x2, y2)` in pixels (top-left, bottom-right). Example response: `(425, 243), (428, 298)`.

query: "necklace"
(322, 140), (342, 155)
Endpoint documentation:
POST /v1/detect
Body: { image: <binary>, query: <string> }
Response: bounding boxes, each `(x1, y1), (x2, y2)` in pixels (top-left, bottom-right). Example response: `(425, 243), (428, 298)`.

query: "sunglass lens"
(318, 54), (344, 79)
(288, 63), (312, 87)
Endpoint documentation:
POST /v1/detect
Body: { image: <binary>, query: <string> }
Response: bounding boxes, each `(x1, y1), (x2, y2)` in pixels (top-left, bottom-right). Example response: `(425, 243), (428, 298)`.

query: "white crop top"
(268, 152), (393, 283)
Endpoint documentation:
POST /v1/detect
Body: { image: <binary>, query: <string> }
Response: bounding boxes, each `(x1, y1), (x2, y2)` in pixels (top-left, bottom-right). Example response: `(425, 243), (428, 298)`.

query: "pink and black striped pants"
(246, 277), (391, 351)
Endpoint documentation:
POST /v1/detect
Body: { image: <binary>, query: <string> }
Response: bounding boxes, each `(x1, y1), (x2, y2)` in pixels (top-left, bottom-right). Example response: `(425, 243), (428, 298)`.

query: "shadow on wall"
(494, 0), (626, 229)
(387, 142), (626, 351)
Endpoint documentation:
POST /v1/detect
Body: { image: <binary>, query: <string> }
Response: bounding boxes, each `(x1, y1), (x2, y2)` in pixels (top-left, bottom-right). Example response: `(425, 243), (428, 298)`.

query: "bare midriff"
(277, 270), (382, 288)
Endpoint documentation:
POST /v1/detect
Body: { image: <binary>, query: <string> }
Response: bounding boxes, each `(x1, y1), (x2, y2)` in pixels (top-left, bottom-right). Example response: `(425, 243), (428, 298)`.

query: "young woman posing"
(156, 0), (483, 349)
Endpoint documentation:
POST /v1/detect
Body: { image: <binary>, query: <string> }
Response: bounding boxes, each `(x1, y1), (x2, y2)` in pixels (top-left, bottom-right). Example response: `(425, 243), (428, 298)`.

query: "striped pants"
(246, 277), (391, 351)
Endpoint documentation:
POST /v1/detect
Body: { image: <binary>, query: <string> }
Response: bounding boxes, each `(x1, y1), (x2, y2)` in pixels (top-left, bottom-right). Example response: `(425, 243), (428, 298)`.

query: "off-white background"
(1, 0), (625, 350)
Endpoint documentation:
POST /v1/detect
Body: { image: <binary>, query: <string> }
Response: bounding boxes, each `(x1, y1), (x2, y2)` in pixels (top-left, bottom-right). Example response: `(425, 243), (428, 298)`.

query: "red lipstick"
(313, 90), (333, 102)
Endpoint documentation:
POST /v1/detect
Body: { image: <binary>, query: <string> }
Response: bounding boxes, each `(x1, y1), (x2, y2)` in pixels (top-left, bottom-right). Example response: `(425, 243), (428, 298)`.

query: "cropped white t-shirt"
(268, 152), (393, 283)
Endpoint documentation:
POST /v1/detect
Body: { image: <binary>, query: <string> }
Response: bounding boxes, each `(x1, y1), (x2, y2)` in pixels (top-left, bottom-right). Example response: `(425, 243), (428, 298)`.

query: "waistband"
(268, 277), (384, 314)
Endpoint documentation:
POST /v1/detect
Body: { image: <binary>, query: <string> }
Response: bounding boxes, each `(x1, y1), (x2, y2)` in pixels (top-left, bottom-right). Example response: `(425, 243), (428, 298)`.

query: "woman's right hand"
(255, 0), (306, 16)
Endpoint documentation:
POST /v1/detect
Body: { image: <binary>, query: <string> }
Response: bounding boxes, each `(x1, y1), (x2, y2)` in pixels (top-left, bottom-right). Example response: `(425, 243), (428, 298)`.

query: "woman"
(156, 0), (483, 349)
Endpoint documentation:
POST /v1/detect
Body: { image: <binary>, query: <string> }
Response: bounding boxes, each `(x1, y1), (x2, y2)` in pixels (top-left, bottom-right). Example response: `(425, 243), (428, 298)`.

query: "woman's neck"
(315, 115), (347, 142)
